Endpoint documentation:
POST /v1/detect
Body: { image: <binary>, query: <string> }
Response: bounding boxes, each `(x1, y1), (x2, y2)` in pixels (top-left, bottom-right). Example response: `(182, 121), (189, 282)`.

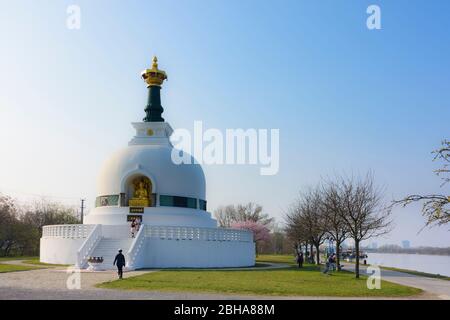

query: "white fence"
(144, 226), (253, 242)
(42, 224), (94, 239)
(42, 224), (254, 243)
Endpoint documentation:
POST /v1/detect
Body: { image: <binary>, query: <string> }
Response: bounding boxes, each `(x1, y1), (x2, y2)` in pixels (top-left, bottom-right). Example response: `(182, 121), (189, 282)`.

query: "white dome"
(97, 144), (206, 200)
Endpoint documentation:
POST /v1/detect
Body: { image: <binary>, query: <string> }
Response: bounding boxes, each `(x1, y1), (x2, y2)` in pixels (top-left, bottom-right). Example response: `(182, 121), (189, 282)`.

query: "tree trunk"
(309, 243), (314, 264)
(4, 244), (12, 256)
(335, 240), (341, 271)
(315, 244), (320, 265)
(355, 240), (360, 278)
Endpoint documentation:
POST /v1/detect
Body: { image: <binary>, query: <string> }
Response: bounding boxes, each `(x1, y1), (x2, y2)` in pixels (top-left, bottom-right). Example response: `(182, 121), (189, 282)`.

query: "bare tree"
(337, 173), (393, 278)
(0, 194), (19, 256)
(0, 195), (81, 256)
(320, 181), (350, 270)
(285, 188), (327, 265)
(434, 139), (450, 186)
(20, 198), (80, 235)
(394, 140), (450, 227)
(214, 205), (237, 227)
(214, 203), (274, 227)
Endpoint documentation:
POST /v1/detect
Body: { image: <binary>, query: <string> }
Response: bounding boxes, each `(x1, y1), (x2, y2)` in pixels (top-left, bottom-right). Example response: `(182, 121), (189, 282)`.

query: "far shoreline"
(368, 252), (450, 257)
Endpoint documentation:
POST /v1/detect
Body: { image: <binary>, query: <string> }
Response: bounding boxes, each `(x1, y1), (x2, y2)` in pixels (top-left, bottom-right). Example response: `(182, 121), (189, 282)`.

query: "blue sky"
(0, 0), (449, 246)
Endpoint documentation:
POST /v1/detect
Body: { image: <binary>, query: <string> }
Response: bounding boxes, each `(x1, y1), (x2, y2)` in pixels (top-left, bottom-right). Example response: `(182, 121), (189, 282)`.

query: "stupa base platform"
(40, 224), (255, 270)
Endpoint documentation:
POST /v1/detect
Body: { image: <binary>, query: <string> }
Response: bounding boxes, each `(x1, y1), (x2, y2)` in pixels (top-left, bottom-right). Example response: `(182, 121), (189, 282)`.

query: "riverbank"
(342, 258), (450, 281)
(380, 266), (449, 281)
(366, 252), (450, 278)
(342, 262), (450, 300)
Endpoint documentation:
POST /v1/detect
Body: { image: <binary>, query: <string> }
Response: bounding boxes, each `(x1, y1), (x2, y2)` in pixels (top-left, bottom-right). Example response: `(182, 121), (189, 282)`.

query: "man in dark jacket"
(113, 249), (126, 279)
(296, 252), (304, 268)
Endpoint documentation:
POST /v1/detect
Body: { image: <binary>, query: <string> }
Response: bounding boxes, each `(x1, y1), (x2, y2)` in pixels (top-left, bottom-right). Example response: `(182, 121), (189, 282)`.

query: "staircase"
(90, 238), (134, 269)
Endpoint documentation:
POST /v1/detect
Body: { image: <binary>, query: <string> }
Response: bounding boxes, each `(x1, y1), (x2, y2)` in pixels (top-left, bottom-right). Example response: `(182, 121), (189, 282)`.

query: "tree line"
(285, 173), (392, 278)
(0, 194), (81, 256)
(213, 174), (393, 278)
(368, 245), (450, 256)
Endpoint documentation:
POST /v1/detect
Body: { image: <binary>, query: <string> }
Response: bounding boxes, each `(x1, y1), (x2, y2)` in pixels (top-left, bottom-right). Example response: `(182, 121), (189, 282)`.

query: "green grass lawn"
(0, 256), (67, 272)
(0, 263), (42, 273)
(0, 256), (38, 262)
(256, 254), (297, 265)
(21, 259), (70, 267)
(97, 255), (421, 297)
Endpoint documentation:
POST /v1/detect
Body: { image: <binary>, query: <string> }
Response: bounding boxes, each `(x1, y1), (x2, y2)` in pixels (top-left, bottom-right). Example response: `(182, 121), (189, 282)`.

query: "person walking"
(113, 249), (126, 279)
(323, 254), (334, 275)
(136, 216), (141, 232)
(297, 252), (304, 268)
(331, 253), (336, 271)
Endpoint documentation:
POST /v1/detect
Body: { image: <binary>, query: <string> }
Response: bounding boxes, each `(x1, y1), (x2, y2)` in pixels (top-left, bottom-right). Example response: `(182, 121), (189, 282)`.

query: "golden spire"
(152, 56), (158, 68)
(141, 56), (167, 87)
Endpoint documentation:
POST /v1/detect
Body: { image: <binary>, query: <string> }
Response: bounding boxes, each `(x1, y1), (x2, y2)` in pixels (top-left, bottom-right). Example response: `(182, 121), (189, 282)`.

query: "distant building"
(402, 240), (411, 249)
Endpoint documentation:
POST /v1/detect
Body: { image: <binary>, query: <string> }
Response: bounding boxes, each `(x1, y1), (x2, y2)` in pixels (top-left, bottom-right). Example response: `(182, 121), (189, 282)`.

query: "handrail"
(126, 225), (145, 270)
(75, 224), (102, 268)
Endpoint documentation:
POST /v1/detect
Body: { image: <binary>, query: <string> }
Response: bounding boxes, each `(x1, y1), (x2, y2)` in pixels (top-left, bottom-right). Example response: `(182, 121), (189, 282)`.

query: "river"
(366, 253), (450, 277)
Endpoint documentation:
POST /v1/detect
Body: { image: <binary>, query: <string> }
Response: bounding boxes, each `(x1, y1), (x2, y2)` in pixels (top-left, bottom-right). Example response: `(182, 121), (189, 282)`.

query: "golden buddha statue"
(134, 181), (148, 199)
(129, 177), (151, 207)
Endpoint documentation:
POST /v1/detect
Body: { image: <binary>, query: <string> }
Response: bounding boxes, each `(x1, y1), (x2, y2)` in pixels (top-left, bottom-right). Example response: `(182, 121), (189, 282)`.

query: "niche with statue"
(127, 176), (153, 207)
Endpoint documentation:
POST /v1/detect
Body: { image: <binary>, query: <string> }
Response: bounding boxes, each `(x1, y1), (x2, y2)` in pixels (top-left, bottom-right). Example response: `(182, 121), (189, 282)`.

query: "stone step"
(89, 237), (134, 269)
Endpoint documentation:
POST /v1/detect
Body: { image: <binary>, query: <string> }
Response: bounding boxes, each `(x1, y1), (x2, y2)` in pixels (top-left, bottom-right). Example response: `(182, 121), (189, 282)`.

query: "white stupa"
(40, 57), (255, 269)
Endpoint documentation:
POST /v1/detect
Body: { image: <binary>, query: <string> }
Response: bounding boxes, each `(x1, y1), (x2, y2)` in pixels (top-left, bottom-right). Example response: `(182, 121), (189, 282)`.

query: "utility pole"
(80, 199), (85, 224)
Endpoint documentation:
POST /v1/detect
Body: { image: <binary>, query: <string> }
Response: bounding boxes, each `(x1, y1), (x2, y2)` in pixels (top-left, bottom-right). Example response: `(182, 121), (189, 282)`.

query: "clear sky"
(0, 0), (449, 247)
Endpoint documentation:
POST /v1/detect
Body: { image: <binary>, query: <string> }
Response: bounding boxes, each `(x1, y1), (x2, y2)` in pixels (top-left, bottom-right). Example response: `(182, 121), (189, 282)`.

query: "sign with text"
(129, 207), (144, 214)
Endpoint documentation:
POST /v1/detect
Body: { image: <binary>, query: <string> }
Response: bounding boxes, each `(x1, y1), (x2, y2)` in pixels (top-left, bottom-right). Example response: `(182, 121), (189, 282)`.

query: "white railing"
(126, 226), (145, 270)
(75, 224), (102, 268)
(144, 226), (253, 242)
(42, 224), (95, 239)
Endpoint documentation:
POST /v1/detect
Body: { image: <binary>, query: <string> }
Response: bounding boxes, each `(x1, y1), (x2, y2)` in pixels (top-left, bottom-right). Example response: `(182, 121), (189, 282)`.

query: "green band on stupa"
(144, 86), (164, 122)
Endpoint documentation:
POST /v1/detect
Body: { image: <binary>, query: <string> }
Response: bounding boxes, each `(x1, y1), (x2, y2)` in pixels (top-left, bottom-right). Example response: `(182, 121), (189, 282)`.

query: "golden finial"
(141, 56), (167, 87)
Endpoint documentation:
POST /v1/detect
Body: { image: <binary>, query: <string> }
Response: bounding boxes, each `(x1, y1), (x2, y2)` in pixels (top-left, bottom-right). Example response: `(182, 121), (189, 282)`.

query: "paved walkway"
(342, 263), (450, 300)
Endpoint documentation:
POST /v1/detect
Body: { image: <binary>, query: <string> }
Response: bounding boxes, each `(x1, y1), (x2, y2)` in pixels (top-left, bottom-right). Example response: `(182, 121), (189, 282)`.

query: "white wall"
(40, 228), (255, 268)
(40, 237), (255, 268)
(40, 238), (85, 265)
(139, 239), (255, 268)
